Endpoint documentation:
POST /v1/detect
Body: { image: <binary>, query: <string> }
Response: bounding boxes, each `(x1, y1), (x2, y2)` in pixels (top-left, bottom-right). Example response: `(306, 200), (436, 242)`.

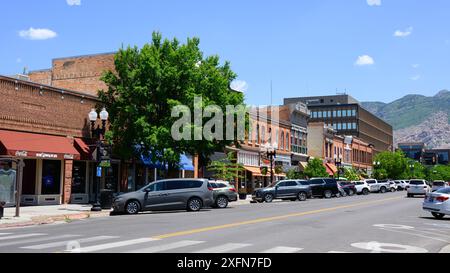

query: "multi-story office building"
(398, 142), (450, 165)
(397, 143), (426, 162)
(284, 95), (393, 153)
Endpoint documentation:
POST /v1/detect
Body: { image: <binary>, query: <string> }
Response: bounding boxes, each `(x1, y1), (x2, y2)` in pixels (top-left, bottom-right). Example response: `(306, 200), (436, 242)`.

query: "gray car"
(209, 181), (238, 209)
(112, 179), (214, 214)
(252, 180), (312, 203)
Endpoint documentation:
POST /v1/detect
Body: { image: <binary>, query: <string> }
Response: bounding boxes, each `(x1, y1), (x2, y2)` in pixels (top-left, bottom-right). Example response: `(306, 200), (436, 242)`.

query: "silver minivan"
(112, 179), (214, 214)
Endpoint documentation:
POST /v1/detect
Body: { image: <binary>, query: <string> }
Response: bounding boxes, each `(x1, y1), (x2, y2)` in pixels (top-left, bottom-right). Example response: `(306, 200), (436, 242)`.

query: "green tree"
(286, 169), (305, 180)
(428, 165), (450, 181)
(99, 32), (246, 176)
(207, 153), (245, 182)
(304, 158), (329, 179)
(373, 151), (409, 180)
(343, 168), (360, 181)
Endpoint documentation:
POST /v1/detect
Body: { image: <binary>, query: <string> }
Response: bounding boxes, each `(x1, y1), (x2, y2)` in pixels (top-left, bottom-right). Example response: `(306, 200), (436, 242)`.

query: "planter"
(239, 193), (247, 200)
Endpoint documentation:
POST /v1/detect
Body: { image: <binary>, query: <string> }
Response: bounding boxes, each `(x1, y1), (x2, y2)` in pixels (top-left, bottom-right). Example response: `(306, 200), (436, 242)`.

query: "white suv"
(407, 179), (430, 197)
(395, 180), (407, 191)
(354, 181), (370, 195)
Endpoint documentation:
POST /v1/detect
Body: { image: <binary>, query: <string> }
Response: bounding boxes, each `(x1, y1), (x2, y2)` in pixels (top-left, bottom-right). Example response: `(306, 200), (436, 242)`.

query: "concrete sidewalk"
(0, 204), (111, 229)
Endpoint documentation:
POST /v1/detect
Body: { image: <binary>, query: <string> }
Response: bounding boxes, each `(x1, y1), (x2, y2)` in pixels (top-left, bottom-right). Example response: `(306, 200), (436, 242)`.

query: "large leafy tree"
(99, 32), (246, 175)
(207, 153), (245, 182)
(373, 151), (416, 180)
(304, 158), (329, 179)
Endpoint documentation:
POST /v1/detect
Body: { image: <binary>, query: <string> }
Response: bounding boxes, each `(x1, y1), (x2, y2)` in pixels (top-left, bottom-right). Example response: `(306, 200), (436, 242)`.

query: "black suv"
(252, 180), (312, 203)
(308, 178), (340, 198)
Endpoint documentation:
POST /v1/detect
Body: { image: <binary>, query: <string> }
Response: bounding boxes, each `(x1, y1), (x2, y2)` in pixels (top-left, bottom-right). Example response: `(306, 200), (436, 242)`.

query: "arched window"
(285, 133), (289, 151)
(281, 131), (285, 150)
(261, 126), (266, 144)
(256, 124), (260, 144)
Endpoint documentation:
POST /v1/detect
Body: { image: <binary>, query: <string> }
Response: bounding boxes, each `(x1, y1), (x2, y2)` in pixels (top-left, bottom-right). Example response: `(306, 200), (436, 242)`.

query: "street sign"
(96, 167), (102, 178)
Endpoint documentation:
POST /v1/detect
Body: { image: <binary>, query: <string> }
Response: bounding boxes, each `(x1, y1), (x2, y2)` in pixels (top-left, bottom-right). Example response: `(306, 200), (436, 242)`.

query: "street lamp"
(261, 142), (278, 187)
(88, 108), (109, 212)
(335, 157), (343, 179)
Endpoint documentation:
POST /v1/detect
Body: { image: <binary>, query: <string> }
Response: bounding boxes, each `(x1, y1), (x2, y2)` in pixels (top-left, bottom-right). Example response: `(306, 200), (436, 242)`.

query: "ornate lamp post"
(409, 163), (415, 179)
(261, 142), (278, 186)
(88, 108), (109, 212)
(335, 156), (343, 179)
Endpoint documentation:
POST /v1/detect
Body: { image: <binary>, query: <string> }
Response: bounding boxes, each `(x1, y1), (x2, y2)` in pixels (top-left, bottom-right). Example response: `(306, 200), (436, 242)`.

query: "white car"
(365, 179), (390, 193)
(354, 181), (370, 195)
(407, 179), (430, 197)
(388, 181), (398, 192)
(423, 187), (450, 219)
(431, 181), (449, 192)
(395, 180), (407, 191)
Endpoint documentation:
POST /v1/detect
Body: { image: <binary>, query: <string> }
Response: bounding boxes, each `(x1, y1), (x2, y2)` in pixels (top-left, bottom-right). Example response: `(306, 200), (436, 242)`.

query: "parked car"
(252, 180), (312, 203)
(432, 181), (449, 192)
(388, 181), (398, 192)
(423, 187), (450, 219)
(308, 178), (340, 199)
(407, 179), (430, 197)
(365, 179), (390, 193)
(112, 179), (214, 214)
(394, 180), (408, 191)
(338, 182), (357, 196)
(354, 181), (370, 195)
(209, 181), (238, 209)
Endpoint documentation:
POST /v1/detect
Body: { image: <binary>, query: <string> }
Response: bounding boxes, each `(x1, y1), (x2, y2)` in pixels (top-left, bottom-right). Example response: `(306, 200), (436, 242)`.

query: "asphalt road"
(0, 191), (449, 253)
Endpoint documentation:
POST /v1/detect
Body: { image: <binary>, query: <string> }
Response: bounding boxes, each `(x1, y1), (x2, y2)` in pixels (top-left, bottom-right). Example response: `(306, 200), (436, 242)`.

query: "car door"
(164, 180), (190, 210)
(275, 182), (288, 198)
(309, 179), (325, 196)
(285, 181), (301, 197)
(144, 181), (168, 210)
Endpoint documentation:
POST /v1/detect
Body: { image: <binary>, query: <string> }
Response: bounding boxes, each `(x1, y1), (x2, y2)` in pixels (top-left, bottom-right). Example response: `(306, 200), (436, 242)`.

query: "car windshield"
(410, 180), (424, 185)
(309, 179), (324, 185)
(436, 188), (450, 194)
(433, 182), (445, 186)
(366, 181), (375, 184)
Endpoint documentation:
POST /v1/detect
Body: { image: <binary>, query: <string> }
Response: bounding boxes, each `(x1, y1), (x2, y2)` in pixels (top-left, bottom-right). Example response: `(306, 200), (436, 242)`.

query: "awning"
(244, 166), (263, 176)
(0, 130), (80, 160)
(74, 138), (96, 160)
(276, 173), (287, 177)
(299, 162), (308, 171)
(324, 163), (338, 176)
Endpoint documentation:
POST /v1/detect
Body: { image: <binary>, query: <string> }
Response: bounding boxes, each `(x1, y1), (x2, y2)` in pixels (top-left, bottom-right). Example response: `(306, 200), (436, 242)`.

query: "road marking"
(193, 243), (251, 253)
(0, 233), (46, 241)
(126, 240), (204, 253)
(23, 236), (118, 250)
(154, 196), (402, 239)
(351, 241), (428, 253)
(439, 245), (450, 253)
(261, 246), (303, 253)
(374, 224), (414, 230)
(0, 233), (12, 236)
(379, 228), (450, 243)
(0, 234), (80, 248)
(69, 238), (158, 253)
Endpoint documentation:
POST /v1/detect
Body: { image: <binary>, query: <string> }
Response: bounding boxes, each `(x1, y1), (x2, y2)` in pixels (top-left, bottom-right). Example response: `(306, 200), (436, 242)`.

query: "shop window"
(22, 159), (36, 195)
(41, 160), (61, 195)
(72, 161), (86, 194)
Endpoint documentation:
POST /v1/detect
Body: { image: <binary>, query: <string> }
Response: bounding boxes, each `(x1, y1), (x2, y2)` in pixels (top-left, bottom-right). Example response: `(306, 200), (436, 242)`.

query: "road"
(0, 191), (449, 253)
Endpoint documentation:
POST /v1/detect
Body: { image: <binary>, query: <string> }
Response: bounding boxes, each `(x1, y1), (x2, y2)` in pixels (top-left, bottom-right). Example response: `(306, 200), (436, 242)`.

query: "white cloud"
(66, 0), (81, 6)
(367, 0), (381, 6)
(230, 80), (249, 93)
(394, 27), (413, 38)
(410, 75), (421, 81)
(16, 58), (22, 63)
(412, 64), (420, 68)
(355, 55), (375, 66)
(19, 28), (57, 40)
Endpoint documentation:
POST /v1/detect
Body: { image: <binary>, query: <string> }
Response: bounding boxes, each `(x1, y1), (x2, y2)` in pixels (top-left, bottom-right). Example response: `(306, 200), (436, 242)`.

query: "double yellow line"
(154, 196), (402, 239)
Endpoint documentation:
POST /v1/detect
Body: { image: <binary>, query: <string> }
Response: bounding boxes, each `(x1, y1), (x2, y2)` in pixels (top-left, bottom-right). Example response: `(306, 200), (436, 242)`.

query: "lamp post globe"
(100, 108), (109, 121)
(89, 109), (98, 122)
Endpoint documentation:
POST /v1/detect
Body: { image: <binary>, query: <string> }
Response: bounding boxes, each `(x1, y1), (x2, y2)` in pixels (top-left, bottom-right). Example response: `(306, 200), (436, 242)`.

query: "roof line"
(52, 51), (117, 61)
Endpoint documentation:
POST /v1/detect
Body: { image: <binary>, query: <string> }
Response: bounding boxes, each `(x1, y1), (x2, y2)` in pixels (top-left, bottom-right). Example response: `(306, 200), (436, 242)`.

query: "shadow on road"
(419, 216), (450, 221)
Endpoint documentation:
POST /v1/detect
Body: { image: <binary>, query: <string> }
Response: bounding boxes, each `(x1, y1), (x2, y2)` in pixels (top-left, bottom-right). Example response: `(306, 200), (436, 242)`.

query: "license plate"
(428, 197), (434, 202)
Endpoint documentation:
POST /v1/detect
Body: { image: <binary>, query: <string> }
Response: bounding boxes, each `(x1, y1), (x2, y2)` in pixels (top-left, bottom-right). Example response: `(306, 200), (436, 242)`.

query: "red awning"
(0, 130), (80, 160)
(74, 138), (95, 160)
(324, 163), (337, 176)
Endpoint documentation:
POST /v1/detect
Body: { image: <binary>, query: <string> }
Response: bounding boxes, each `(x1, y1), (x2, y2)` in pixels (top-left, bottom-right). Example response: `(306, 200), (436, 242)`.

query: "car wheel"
(432, 212), (445, 220)
(324, 190), (333, 199)
(215, 196), (229, 209)
(297, 192), (307, 202)
(391, 188), (396, 193)
(380, 187), (387, 194)
(125, 200), (140, 215)
(187, 198), (203, 212)
(264, 194), (274, 203)
(348, 189), (355, 196)
(362, 188), (369, 195)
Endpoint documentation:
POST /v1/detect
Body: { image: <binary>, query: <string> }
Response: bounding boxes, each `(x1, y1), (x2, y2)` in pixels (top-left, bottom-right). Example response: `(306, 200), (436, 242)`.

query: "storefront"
(0, 130), (80, 205)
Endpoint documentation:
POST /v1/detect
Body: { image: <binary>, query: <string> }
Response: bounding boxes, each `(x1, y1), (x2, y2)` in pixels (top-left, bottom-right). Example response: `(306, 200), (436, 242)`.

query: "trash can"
(99, 190), (114, 210)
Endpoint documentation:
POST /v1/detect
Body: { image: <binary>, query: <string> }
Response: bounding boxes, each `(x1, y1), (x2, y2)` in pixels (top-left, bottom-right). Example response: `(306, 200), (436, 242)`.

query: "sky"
(1, 0), (450, 106)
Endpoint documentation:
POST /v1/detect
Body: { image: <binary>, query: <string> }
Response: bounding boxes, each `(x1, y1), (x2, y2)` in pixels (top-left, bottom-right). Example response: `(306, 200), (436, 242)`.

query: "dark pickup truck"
(252, 180), (312, 203)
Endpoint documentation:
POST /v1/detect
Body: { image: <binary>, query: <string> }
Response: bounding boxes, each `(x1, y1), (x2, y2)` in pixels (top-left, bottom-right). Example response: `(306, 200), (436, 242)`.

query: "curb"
(0, 211), (111, 229)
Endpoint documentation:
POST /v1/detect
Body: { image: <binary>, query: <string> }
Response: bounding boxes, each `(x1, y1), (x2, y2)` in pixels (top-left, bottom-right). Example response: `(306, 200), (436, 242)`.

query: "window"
(343, 123), (347, 130)
(342, 110), (347, 117)
(352, 109), (356, 117)
(287, 181), (298, 187)
(261, 126), (266, 144)
(277, 182), (288, 187)
(41, 160), (61, 195)
(309, 179), (324, 185)
(148, 181), (167, 192)
(352, 122), (357, 130)
(337, 110), (342, 117)
(318, 111), (323, 118)
(347, 110), (352, 117)
(285, 133), (289, 151)
(281, 132), (285, 150)
(337, 123), (342, 130)
(313, 112), (318, 118)
(72, 161), (86, 194)
(333, 110), (336, 117)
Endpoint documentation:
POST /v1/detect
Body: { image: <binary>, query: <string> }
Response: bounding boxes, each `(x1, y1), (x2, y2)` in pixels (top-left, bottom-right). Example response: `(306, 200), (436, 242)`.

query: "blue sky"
(1, 0), (450, 105)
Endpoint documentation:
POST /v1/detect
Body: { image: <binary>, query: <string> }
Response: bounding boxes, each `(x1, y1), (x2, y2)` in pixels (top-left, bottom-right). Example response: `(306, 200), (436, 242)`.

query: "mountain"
(362, 90), (450, 149)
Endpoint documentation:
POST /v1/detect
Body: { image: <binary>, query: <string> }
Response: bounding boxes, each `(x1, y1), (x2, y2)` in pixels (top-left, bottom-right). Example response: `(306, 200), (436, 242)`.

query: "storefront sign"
(96, 167), (102, 178)
(64, 154), (75, 160)
(36, 153), (58, 159)
(15, 151), (28, 157)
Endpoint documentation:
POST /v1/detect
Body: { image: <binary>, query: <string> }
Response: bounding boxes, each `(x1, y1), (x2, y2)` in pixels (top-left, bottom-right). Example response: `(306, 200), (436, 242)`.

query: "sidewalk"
(0, 204), (111, 229)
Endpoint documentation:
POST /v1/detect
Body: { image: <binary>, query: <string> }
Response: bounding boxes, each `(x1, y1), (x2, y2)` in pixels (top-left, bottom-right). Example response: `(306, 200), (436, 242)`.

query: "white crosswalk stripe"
(69, 238), (158, 253)
(193, 243), (251, 253)
(0, 234), (80, 248)
(0, 233), (13, 236)
(260, 246), (303, 253)
(22, 236), (118, 250)
(126, 240), (205, 253)
(0, 233), (46, 241)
